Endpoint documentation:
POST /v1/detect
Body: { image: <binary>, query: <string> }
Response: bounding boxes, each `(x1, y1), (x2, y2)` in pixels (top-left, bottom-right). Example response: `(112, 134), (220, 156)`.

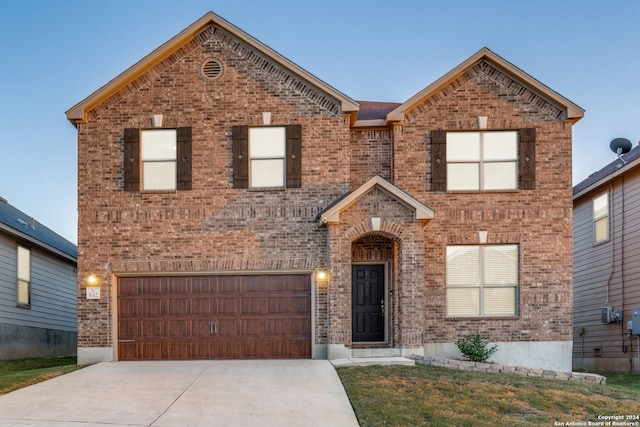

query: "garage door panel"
(118, 320), (139, 337)
(168, 298), (191, 315)
(167, 320), (191, 337)
(191, 298), (212, 315)
(166, 341), (191, 359)
(267, 319), (310, 335)
(239, 319), (265, 336)
(142, 320), (165, 337)
(141, 342), (162, 359)
(216, 276), (237, 293)
(191, 341), (215, 359)
(119, 299), (139, 316)
(118, 274), (311, 360)
(168, 277), (190, 293)
(218, 297), (237, 314)
(118, 277), (140, 294)
(142, 277), (168, 294)
(192, 320), (213, 337)
(216, 319), (238, 336)
(142, 298), (165, 315)
(241, 298), (265, 314)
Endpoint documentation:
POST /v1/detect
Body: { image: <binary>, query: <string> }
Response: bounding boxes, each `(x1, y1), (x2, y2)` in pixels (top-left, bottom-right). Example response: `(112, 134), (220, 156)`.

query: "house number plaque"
(86, 287), (101, 300)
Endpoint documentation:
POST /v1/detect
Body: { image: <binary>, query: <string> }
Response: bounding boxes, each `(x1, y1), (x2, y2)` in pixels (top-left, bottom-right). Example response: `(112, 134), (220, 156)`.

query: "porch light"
(87, 274), (98, 285)
(316, 268), (328, 280)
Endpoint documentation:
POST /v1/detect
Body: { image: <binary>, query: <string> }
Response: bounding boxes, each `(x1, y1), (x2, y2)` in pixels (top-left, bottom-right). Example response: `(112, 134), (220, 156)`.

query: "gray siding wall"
(573, 167), (640, 372)
(0, 232), (77, 332)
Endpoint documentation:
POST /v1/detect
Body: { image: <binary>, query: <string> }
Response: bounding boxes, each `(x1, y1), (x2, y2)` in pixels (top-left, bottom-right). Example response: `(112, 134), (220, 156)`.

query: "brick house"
(67, 12), (583, 370)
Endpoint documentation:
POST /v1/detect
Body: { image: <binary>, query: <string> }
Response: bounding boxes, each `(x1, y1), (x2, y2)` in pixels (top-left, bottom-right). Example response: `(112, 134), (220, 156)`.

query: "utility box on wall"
(632, 308), (640, 335)
(602, 306), (622, 323)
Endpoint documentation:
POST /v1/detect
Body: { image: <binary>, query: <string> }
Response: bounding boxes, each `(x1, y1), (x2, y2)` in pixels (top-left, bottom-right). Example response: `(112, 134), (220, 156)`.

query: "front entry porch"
(318, 176), (434, 362)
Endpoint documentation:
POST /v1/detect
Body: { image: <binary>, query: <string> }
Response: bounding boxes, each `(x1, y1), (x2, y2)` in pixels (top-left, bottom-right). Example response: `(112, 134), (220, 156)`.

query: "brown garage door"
(117, 274), (311, 360)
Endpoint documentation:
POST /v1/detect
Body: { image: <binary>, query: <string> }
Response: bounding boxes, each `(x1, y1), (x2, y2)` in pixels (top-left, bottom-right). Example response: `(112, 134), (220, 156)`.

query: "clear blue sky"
(1, 0), (639, 244)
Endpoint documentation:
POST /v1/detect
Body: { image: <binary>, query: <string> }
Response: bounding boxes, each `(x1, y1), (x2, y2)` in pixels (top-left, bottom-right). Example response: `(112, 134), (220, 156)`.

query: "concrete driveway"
(0, 359), (359, 426)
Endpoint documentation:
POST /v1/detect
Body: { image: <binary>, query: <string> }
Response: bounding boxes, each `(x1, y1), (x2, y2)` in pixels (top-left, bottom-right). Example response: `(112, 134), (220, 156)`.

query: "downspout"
(605, 183), (615, 306)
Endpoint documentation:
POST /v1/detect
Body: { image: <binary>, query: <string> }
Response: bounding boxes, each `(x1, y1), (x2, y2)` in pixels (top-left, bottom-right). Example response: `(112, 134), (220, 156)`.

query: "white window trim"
(592, 191), (610, 244)
(140, 129), (178, 192)
(248, 126), (286, 189)
(446, 131), (518, 191)
(16, 245), (31, 308)
(446, 244), (519, 317)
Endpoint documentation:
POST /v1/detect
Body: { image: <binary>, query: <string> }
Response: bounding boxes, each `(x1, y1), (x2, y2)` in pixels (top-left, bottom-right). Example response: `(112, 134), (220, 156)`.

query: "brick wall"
(350, 129), (392, 189)
(76, 22), (574, 356)
(76, 24), (350, 349)
(391, 62), (573, 345)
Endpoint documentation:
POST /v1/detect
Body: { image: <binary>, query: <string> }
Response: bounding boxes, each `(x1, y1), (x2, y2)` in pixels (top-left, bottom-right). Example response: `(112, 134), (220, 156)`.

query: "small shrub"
(455, 332), (498, 363)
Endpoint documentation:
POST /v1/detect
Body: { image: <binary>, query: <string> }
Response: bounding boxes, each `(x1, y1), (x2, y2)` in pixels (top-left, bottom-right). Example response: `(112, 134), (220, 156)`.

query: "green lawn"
(337, 364), (640, 427)
(0, 357), (82, 396)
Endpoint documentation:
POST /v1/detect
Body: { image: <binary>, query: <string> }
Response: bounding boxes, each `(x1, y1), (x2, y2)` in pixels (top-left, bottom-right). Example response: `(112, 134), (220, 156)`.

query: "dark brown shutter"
(232, 125), (249, 189)
(286, 124), (302, 188)
(431, 130), (447, 191)
(176, 127), (192, 190)
(519, 128), (536, 190)
(123, 128), (140, 192)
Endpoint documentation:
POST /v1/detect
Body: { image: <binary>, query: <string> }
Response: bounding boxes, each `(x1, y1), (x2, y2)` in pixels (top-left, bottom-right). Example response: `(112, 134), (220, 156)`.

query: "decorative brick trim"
(406, 60), (565, 123)
(110, 257), (319, 274)
(88, 24), (341, 121)
(206, 26), (341, 116)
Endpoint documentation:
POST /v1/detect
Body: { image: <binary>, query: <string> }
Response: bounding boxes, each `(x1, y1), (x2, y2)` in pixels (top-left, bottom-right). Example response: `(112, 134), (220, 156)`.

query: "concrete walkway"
(0, 359), (359, 427)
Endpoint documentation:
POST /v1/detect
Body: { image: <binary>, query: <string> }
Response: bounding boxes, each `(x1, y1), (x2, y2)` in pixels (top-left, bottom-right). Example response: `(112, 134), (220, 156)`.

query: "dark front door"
(352, 264), (385, 342)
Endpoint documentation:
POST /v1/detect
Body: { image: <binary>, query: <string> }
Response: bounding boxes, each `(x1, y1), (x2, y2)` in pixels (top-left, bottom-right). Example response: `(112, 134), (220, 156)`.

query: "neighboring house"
(0, 197), (77, 359)
(66, 12), (583, 370)
(573, 144), (640, 372)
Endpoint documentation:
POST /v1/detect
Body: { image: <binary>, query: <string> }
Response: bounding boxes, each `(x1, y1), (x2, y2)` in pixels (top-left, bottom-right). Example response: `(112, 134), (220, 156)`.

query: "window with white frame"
(249, 127), (286, 188)
(446, 131), (518, 191)
(141, 129), (177, 191)
(17, 245), (31, 307)
(446, 244), (518, 317)
(593, 191), (609, 243)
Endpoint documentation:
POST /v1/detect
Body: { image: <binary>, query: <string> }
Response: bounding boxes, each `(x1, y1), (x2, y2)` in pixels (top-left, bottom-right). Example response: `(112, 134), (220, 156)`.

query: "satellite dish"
(610, 138), (632, 155)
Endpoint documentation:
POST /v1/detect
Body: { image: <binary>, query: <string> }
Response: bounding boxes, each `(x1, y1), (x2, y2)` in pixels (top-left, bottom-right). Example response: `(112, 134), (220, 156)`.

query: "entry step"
(330, 357), (415, 367)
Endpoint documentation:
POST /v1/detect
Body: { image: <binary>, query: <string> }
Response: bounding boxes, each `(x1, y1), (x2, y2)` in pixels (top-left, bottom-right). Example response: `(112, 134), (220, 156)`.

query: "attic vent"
(201, 59), (223, 80)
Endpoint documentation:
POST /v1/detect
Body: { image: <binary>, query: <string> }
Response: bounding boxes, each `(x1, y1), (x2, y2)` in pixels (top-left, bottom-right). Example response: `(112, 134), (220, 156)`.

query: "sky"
(1, 0), (639, 245)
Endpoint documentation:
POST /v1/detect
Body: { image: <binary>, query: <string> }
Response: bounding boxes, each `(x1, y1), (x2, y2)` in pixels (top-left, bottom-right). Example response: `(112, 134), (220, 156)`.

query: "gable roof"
(573, 144), (640, 200)
(66, 11), (359, 124)
(385, 47), (585, 125)
(0, 198), (77, 262)
(318, 176), (434, 225)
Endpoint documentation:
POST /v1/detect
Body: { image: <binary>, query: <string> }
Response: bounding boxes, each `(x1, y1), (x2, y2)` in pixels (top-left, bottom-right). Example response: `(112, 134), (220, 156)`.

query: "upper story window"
(17, 245), (31, 308)
(232, 125), (302, 189)
(447, 131), (518, 191)
(593, 191), (609, 243)
(431, 128), (536, 192)
(123, 127), (192, 192)
(446, 244), (519, 317)
(249, 127), (286, 188)
(141, 129), (177, 191)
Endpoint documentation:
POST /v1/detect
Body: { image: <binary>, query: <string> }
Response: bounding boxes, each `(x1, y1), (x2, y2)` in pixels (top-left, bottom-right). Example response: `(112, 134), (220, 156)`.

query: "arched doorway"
(351, 234), (396, 346)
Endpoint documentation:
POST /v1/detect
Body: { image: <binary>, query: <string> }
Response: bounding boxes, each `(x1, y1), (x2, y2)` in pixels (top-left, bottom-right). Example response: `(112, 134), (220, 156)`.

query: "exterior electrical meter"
(632, 308), (640, 335)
